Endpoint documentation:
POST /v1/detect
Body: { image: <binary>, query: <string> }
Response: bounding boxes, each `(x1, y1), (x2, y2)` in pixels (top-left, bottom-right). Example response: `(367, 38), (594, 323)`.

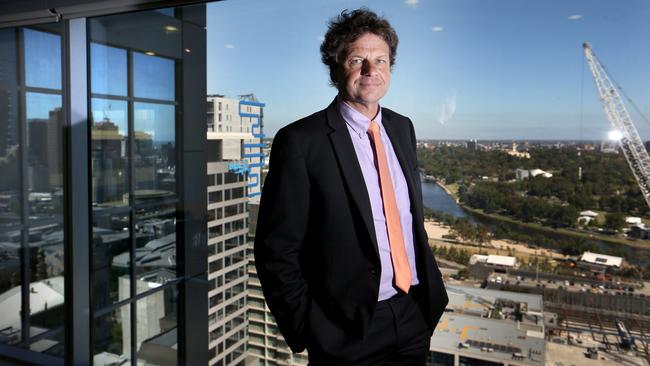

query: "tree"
(604, 212), (626, 232)
(549, 205), (578, 228)
(475, 226), (492, 246)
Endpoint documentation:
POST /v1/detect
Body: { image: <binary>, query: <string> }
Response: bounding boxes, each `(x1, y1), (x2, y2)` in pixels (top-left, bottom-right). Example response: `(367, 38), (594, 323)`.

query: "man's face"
(337, 33), (391, 109)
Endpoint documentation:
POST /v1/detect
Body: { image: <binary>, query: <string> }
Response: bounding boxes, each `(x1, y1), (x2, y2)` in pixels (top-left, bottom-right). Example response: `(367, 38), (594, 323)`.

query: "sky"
(206, 0), (650, 141)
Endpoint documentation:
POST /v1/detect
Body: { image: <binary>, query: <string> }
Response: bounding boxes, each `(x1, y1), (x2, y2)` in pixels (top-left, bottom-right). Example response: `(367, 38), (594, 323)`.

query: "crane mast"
(583, 42), (650, 209)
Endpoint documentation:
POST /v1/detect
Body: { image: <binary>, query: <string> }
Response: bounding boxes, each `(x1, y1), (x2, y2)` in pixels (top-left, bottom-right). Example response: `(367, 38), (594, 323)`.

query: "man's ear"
(329, 67), (339, 88)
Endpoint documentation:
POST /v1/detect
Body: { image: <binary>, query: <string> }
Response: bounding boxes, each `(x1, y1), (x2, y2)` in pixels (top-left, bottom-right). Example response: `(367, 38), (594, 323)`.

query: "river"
(420, 179), (650, 266)
(420, 178), (466, 218)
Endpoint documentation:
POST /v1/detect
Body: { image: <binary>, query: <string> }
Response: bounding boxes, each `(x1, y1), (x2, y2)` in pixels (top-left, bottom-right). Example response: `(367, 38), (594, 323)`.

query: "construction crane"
(583, 42), (650, 209)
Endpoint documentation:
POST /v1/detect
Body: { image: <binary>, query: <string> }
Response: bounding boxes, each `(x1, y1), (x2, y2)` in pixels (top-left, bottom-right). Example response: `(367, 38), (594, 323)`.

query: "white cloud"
(568, 14), (583, 20)
(437, 92), (457, 125)
(431, 26), (444, 32)
(405, 0), (419, 7)
(318, 36), (325, 42)
(225, 43), (235, 49)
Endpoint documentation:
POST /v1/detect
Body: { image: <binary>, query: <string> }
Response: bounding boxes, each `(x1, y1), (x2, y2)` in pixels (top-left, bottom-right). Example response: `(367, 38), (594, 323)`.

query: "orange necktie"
(367, 121), (412, 293)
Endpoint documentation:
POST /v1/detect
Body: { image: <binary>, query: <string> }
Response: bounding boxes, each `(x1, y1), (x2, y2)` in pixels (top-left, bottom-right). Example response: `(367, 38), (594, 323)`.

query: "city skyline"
(207, 0), (650, 141)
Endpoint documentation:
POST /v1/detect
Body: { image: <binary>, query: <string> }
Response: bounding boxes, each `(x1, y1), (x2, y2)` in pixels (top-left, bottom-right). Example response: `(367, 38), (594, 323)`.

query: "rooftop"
(579, 251), (623, 268)
(430, 285), (545, 365)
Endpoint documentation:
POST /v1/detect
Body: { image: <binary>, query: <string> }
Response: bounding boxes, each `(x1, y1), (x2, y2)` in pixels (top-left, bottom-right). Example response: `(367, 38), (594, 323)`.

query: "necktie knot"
(368, 121), (380, 136)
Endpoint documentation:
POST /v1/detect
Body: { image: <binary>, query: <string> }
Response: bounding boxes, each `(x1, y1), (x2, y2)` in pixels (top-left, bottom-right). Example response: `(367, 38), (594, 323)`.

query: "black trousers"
(307, 287), (431, 366)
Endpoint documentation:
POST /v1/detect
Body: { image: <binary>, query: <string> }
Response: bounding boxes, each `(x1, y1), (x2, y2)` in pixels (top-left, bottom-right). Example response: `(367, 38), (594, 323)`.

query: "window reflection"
(25, 90), (65, 357)
(91, 43), (127, 96)
(135, 287), (177, 365)
(0, 29), (17, 85)
(133, 52), (175, 101)
(0, 23), (65, 357)
(24, 29), (61, 90)
(91, 99), (128, 207)
(93, 211), (130, 309)
(26, 92), (63, 198)
(93, 304), (131, 365)
(0, 89), (20, 226)
(89, 6), (180, 359)
(134, 201), (177, 293)
(134, 102), (175, 194)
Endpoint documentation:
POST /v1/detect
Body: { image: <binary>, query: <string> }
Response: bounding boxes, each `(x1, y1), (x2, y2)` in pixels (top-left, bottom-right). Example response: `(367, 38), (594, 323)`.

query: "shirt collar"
(337, 95), (383, 139)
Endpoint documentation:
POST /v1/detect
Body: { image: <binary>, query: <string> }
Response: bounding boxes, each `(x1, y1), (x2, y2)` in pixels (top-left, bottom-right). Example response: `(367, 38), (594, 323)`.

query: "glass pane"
(134, 201), (176, 293)
(24, 29), (61, 90)
(91, 98), (128, 207)
(27, 224), (66, 348)
(134, 102), (175, 194)
(89, 12), (182, 61)
(25, 92), (63, 210)
(91, 43), (127, 96)
(0, 28), (17, 85)
(0, 89), (20, 227)
(135, 287), (177, 365)
(154, 8), (175, 17)
(0, 247), (21, 346)
(24, 91), (66, 353)
(133, 52), (175, 101)
(93, 303), (131, 365)
(92, 210), (131, 309)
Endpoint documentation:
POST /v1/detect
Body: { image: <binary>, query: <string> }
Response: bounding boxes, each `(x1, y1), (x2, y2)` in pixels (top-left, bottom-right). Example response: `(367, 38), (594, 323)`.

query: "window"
(88, 6), (190, 365)
(0, 23), (66, 358)
(0, 2), (207, 364)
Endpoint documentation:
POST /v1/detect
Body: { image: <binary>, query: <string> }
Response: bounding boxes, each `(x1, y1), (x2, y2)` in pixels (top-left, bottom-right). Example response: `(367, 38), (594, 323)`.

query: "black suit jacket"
(254, 99), (448, 355)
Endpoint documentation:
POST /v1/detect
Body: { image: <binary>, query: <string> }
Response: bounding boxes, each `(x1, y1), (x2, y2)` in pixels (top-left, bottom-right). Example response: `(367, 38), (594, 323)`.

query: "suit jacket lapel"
(325, 101), (380, 261)
(382, 113), (423, 223)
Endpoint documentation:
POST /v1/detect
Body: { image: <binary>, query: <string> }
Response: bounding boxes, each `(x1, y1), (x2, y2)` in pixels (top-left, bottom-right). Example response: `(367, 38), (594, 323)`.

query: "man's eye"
(349, 58), (363, 65)
(377, 59), (387, 64)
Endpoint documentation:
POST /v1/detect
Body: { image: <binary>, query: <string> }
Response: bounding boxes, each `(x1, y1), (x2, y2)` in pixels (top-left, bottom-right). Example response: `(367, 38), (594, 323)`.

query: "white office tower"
(207, 94), (265, 200)
(206, 141), (250, 366)
(206, 94), (266, 366)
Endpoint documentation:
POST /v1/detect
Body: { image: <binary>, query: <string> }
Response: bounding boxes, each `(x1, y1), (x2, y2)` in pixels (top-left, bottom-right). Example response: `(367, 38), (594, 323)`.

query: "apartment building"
(206, 94), (266, 366)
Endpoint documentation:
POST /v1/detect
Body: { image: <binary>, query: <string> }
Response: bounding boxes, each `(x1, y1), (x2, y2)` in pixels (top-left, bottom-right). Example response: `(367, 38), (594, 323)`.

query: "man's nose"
(361, 59), (375, 75)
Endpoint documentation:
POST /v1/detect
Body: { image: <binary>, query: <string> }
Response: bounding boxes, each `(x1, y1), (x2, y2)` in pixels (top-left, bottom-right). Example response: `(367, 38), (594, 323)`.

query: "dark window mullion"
(16, 26), (31, 349)
(65, 17), (90, 364)
(132, 96), (178, 105)
(23, 86), (62, 95)
(127, 48), (137, 366)
(90, 93), (178, 106)
(93, 277), (182, 318)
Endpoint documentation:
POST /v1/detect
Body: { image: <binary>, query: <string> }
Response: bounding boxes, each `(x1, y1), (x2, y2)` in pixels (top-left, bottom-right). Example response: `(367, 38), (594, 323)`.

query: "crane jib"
(583, 42), (650, 209)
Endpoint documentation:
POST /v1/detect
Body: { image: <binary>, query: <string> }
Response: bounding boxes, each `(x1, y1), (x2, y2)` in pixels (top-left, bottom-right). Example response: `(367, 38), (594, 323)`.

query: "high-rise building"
(207, 96), (309, 365)
(207, 95), (265, 199)
(206, 160), (249, 366)
(206, 94), (265, 366)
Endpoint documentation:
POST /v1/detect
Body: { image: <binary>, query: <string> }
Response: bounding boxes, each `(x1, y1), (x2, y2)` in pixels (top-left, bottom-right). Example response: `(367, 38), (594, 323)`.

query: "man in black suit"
(255, 8), (448, 365)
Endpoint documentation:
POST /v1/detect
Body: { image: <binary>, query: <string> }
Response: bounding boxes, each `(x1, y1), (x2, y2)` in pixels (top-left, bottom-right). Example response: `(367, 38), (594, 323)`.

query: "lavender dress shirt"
(338, 98), (419, 301)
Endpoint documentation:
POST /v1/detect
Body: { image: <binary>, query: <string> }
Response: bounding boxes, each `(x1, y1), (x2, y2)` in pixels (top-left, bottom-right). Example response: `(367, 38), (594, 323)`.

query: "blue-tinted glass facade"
(0, 2), (207, 365)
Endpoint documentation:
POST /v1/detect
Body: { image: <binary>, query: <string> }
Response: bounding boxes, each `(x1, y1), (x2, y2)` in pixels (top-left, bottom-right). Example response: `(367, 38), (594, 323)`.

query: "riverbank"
(464, 206), (650, 251)
(424, 220), (566, 260)
(429, 179), (460, 202)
